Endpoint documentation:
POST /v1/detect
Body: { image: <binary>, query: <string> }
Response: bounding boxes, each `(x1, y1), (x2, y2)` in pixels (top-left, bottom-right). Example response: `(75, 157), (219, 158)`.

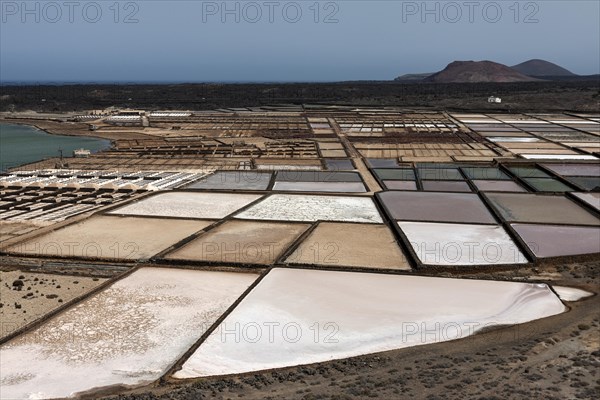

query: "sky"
(1, 0), (599, 82)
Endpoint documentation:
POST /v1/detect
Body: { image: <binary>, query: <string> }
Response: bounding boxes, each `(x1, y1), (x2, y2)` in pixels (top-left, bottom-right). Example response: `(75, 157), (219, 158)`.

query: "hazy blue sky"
(1, 1), (598, 82)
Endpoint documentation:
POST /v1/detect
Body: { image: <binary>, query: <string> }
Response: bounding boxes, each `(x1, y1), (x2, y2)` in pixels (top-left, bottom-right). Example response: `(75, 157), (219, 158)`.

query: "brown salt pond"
(165, 220), (310, 265)
(7, 215), (211, 260)
(286, 222), (410, 270)
(0, 221), (43, 244)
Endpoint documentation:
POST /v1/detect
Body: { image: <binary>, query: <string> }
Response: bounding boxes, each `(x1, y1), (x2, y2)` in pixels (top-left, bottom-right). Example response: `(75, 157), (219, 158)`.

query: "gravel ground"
(0, 270), (106, 339)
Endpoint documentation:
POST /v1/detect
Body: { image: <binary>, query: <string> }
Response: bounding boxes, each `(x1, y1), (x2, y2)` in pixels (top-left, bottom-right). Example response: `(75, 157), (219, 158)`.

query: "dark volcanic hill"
(394, 72), (434, 82)
(424, 60), (538, 83)
(512, 59), (575, 77)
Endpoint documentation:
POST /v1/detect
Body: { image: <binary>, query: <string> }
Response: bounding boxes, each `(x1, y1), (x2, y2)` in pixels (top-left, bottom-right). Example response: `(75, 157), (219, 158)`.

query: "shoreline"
(0, 120), (113, 172)
(0, 116), (153, 141)
(0, 119), (113, 146)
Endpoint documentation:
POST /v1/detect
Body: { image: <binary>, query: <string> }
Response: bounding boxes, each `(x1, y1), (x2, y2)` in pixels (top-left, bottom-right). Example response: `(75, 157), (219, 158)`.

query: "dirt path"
(328, 117), (382, 193)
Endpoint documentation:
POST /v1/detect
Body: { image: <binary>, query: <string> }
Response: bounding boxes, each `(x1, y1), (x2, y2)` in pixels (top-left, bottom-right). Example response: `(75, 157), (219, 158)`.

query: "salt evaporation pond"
(109, 192), (262, 219)
(552, 286), (594, 302)
(8, 215), (212, 260)
(165, 220), (310, 265)
(379, 191), (496, 224)
(571, 192), (600, 211)
(472, 180), (527, 192)
(174, 268), (565, 378)
(286, 222), (410, 270)
(485, 193), (600, 226)
(398, 221), (528, 266)
(235, 194), (383, 223)
(0, 267), (257, 399)
(542, 164), (600, 177)
(272, 181), (366, 193)
(511, 224), (600, 258)
(185, 171), (273, 190)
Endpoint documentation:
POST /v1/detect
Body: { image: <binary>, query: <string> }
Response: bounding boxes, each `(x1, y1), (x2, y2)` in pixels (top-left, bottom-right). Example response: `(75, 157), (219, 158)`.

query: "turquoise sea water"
(0, 123), (110, 171)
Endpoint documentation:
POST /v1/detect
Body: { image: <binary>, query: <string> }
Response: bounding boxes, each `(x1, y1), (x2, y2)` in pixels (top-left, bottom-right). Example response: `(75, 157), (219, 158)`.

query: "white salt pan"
(522, 154), (597, 160)
(552, 286), (594, 302)
(572, 192), (600, 211)
(235, 194), (383, 223)
(488, 137), (540, 143)
(109, 192), (262, 219)
(398, 221), (528, 266)
(174, 268), (565, 378)
(0, 267), (257, 399)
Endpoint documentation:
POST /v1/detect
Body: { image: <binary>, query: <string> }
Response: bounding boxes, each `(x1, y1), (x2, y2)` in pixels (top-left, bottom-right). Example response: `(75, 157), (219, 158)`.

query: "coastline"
(0, 119), (112, 144)
(0, 115), (151, 142)
(0, 121), (113, 171)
